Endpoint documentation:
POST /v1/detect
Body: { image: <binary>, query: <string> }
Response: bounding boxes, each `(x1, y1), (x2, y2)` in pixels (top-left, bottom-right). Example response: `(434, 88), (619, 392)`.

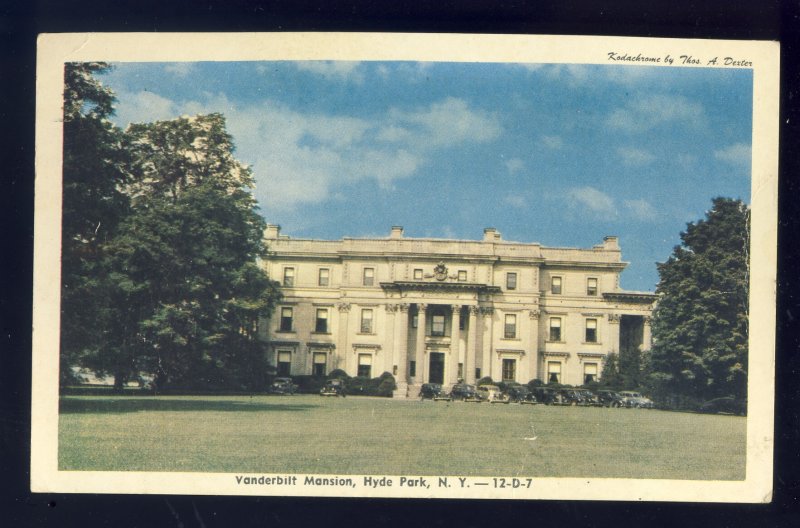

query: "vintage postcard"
(32, 33), (778, 501)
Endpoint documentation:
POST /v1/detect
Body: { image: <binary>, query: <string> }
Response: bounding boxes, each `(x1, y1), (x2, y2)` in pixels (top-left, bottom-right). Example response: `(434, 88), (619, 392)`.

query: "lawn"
(59, 394), (746, 480)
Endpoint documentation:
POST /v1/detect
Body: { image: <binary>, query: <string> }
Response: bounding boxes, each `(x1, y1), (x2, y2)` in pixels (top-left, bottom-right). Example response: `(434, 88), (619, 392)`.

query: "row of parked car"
(420, 383), (656, 408)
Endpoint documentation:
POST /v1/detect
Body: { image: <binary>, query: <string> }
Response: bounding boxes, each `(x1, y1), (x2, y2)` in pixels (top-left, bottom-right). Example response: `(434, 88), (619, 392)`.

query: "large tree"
(60, 62), (129, 384)
(648, 197), (750, 404)
(102, 114), (280, 390)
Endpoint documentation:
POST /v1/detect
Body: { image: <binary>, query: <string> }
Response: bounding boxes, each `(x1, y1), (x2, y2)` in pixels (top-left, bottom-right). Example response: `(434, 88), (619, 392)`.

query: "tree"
(648, 198), (750, 404)
(600, 353), (623, 388)
(60, 62), (129, 384)
(104, 114), (281, 390)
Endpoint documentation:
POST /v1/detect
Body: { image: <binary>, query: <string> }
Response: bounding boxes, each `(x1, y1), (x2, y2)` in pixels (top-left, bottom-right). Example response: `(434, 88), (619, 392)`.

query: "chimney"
(483, 227), (501, 242)
(603, 236), (619, 250)
(390, 226), (404, 239)
(265, 224), (281, 239)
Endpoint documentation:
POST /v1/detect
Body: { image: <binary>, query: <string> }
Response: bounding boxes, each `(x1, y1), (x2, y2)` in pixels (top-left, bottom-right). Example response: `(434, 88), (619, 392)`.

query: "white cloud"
(714, 143), (751, 167)
(111, 90), (500, 211)
(114, 90), (180, 126)
(566, 186), (617, 216)
(388, 97), (501, 148)
(293, 61), (363, 82)
(163, 63), (195, 78)
(539, 135), (563, 150)
(505, 158), (524, 174)
(616, 147), (656, 166)
(624, 199), (657, 221)
(606, 94), (706, 132)
(503, 195), (526, 208)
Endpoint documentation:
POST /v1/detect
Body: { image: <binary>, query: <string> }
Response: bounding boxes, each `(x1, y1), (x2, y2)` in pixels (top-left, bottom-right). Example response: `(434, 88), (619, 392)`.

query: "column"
(449, 305), (461, 386)
(395, 304), (409, 396)
(466, 306), (478, 384)
(481, 307), (494, 380)
(642, 316), (652, 352)
(384, 304), (396, 377)
(414, 303), (427, 384)
(336, 303), (351, 374)
(528, 309), (540, 382)
(608, 314), (621, 354)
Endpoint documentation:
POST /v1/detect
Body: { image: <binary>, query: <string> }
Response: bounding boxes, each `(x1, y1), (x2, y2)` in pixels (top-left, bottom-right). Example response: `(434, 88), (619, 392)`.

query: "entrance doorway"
(429, 352), (445, 384)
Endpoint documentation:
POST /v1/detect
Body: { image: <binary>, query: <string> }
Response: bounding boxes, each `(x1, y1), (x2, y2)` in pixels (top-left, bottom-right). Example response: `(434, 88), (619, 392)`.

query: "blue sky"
(98, 61), (752, 292)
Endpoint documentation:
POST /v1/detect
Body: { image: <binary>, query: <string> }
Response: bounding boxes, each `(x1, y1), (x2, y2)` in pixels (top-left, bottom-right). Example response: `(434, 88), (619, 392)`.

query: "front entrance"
(429, 352), (445, 384)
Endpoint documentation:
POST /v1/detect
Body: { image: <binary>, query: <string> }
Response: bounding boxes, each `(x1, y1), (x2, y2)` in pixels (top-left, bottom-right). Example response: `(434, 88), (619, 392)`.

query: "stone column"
(449, 305), (461, 386)
(481, 307), (494, 380)
(394, 304), (409, 397)
(466, 306), (478, 384)
(414, 303), (427, 384)
(384, 304), (397, 377)
(642, 316), (652, 352)
(528, 309), (540, 382)
(337, 303), (351, 374)
(607, 313), (621, 355)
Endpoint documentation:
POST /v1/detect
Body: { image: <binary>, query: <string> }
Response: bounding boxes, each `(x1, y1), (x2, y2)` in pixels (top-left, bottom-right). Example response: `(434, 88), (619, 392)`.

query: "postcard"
(33, 32), (778, 502)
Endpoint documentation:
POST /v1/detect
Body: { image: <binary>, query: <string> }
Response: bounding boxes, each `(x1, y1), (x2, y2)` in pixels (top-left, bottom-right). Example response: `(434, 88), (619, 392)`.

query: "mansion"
(259, 225), (656, 398)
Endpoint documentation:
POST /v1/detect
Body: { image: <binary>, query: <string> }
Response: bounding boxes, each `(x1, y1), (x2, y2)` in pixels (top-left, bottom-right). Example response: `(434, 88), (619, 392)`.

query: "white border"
(33, 32), (779, 502)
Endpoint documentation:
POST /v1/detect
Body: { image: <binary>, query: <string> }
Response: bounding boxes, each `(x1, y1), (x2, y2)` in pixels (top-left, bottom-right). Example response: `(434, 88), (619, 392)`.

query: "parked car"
(269, 377), (298, 395)
(531, 387), (561, 405)
(560, 388), (592, 406)
(505, 385), (537, 404)
(450, 383), (480, 402)
(419, 383), (451, 401)
(698, 397), (746, 416)
(618, 391), (655, 408)
(596, 390), (625, 408)
(320, 378), (346, 397)
(477, 384), (510, 403)
(577, 389), (602, 406)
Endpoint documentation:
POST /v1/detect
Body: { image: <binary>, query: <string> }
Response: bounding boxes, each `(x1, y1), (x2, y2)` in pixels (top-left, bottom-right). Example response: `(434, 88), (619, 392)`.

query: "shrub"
(477, 376), (496, 386)
(292, 375), (327, 394)
(327, 369), (349, 380)
(344, 372), (396, 397)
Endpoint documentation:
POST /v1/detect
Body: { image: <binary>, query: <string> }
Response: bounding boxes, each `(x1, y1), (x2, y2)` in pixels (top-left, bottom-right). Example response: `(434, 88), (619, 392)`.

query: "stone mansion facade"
(259, 225), (656, 398)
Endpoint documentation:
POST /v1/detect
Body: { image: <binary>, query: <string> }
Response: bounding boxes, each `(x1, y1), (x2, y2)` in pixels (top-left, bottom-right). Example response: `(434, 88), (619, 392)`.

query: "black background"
(3, 1), (799, 526)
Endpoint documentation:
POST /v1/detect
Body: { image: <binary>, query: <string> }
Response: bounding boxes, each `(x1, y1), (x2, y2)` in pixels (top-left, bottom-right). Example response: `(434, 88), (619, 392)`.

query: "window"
(431, 314), (446, 337)
(315, 308), (329, 333)
(279, 307), (293, 332)
(549, 317), (562, 341)
(318, 268), (330, 287)
(360, 308), (373, 334)
(587, 277), (598, 296)
(475, 368), (481, 380)
(502, 358), (517, 382)
(506, 272), (517, 290)
(358, 354), (372, 378)
(458, 363), (464, 379)
(409, 361), (416, 377)
(504, 314), (517, 339)
(313, 352), (327, 377)
(363, 267), (374, 286)
(413, 268), (423, 280)
(412, 314), (418, 328)
(283, 267), (295, 287)
(584, 362), (598, 384)
(585, 318), (597, 343)
(277, 351), (292, 376)
(458, 270), (467, 282)
(547, 361), (561, 384)
(551, 276), (562, 294)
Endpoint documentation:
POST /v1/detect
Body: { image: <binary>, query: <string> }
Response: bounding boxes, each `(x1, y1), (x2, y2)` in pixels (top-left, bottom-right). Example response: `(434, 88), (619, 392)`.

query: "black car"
(419, 383), (451, 401)
(320, 378), (347, 397)
(577, 390), (602, 407)
(559, 389), (586, 405)
(505, 385), (537, 404)
(269, 377), (298, 395)
(596, 390), (625, 408)
(449, 383), (480, 401)
(532, 387), (562, 405)
(698, 397), (746, 416)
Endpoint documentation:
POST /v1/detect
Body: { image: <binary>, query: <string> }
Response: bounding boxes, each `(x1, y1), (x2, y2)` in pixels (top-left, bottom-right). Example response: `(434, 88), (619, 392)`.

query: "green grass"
(59, 395), (746, 480)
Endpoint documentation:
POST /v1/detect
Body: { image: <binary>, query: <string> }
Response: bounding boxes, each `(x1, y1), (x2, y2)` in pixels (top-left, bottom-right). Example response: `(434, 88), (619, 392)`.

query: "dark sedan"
(419, 383), (451, 401)
(698, 397), (746, 416)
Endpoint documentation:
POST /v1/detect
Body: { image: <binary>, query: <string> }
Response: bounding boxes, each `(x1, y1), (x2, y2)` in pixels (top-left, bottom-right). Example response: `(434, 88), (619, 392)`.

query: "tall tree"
(105, 114), (280, 390)
(60, 62), (129, 384)
(648, 198), (750, 404)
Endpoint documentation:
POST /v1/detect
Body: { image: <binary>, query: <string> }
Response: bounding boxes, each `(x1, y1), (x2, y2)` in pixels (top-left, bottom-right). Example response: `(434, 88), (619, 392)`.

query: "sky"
(98, 61), (753, 292)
